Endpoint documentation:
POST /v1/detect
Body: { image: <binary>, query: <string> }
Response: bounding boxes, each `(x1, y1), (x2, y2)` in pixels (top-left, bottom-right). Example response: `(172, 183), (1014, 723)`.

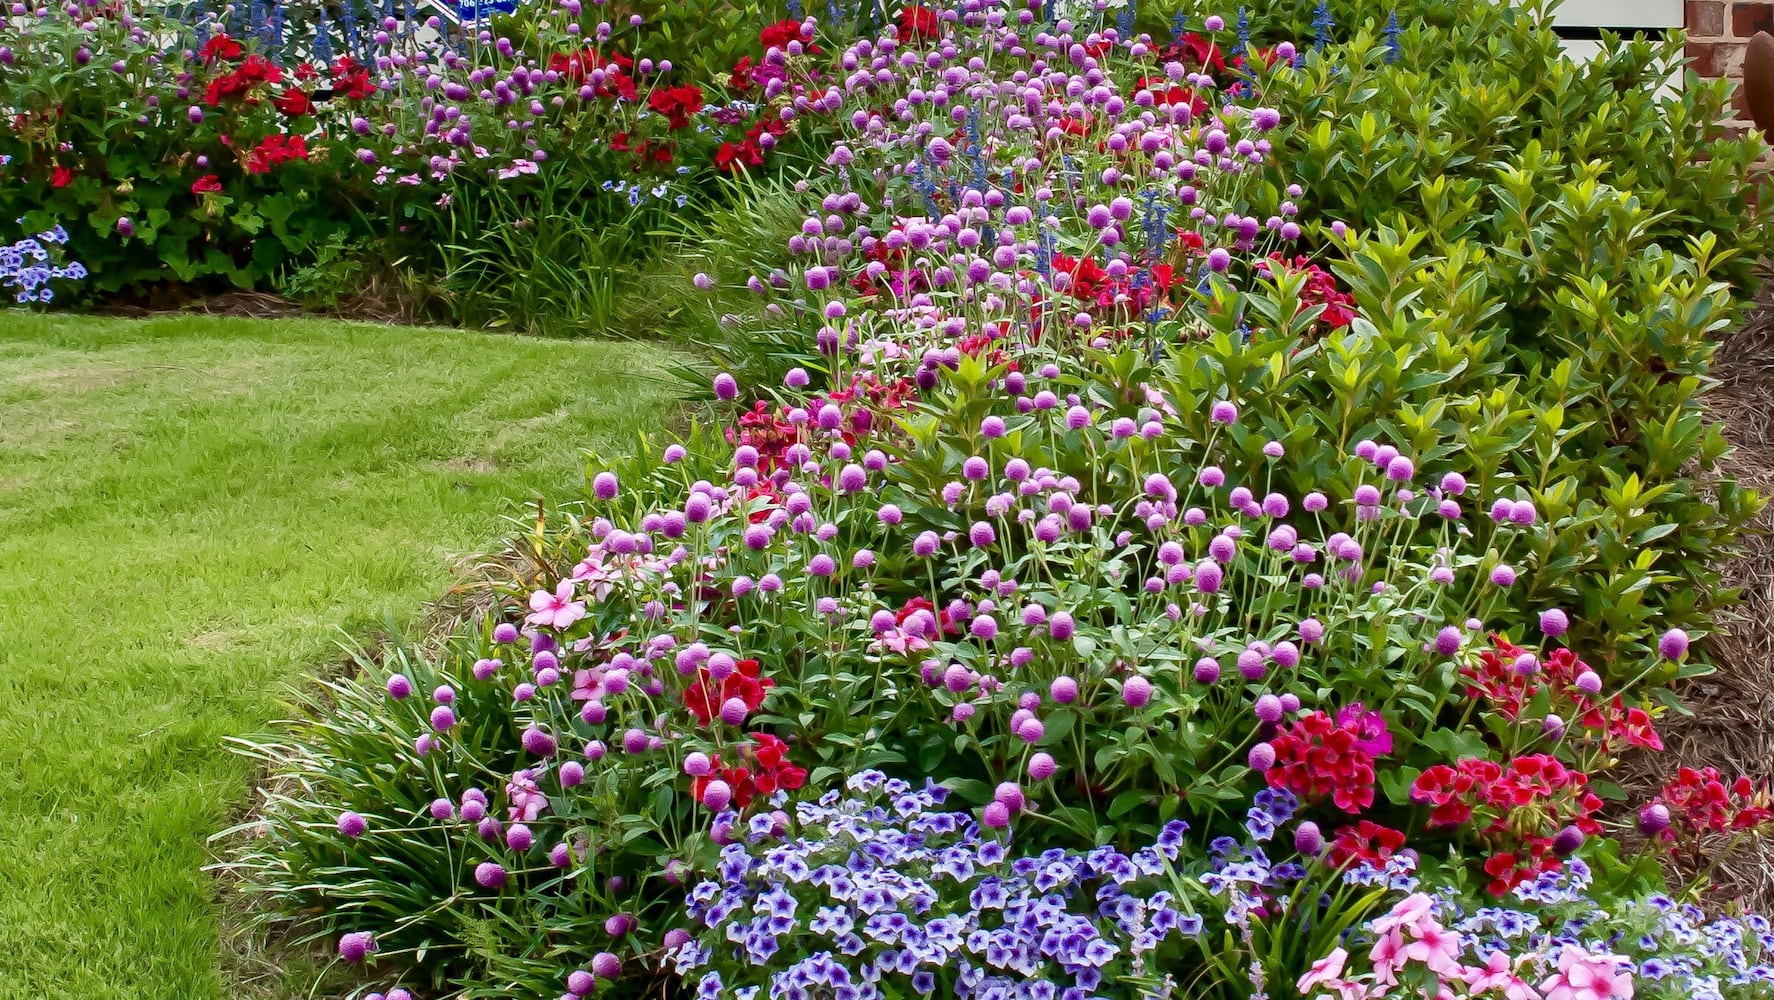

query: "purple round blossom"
(1434, 626), (1463, 657)
(1489, 564), (1517, 587)
(522, 726), (558, 758)
(592, 952), (621, 980)
(1639, 802), (1671, 836)
(982, 801), (1010, 828)
(560, 761), (585, 787)
(385, 674), (412, 699)
(1028, 752), (1057, 781)
(1248, 742), (1276, 771)
(1551, 825), (1585, 857)
(1122, 675), (1152, 709)
(592, 472), (619, 499)
(430, 705), (457, 731)
(702, 779), (732, 811)
(1194, 657), (1221, 684)
(1575, 671), (1603, 696)
(474, 861), (507, 888)
(713, 372), (739, 400)
(1658, 628), (1689, 660)
(1254, 694), (1283, 723)
(1294, 820), (1323, 855)
(507, 823), (533, 852)
(1210, 400), (1238, 424)
(338, 931), (376, 964)
(1540, 609), (1570, 637)
(568, 970), (595, 996)
(1050, 676), (1079, 703)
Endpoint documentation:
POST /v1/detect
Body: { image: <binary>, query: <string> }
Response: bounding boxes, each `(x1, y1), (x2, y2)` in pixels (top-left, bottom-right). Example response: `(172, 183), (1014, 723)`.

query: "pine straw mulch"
(1615, 278), (1774, 911)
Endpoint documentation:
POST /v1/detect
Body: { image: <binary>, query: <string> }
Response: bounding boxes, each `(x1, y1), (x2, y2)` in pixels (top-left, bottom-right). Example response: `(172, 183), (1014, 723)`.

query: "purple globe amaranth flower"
(591, 952), (621, 981)
(713, 372), (739, 400)
(1540, 608), (1570, 637)
(474, 861), (507, 888)
(430, 705), (457, 731)
(1050, 675), (1079, 703)
(1434, 626), (1463, 657)
(336, 811), (367, 838)
(684, 752), (712, 776)
(507, 823), (533, 852)
(1489, 564), (1517, 587)
(604, 912), (635, 937)
(493, 622), (519, 644)
(1122, 675), (1152, 709)
(1294, 820), (1324, 856)
(1658, 628), (1690, 660)
(560, 761), (585, 787)
(1248, 742), (1277, 771)
(1639, 802), (1672, 836)
(1254, 694), (1283, 723)
(1028, 752), (1057, 781)
(1575, 671), (1603, 696)
(1048, 611), (1075, 640)
(568, 969), (596, 996)
(338, 931), (376, 964)
(982, 801), (1011, 828)
(385, 674), (413, 699)
(592, 471), (619, 500)
(1194, 657), (1221, 684)
(522, 726), (558, 758)
(993, 781), (1025, 812)
(1551, 824), (1586, 857)
(702, 779), (732, 811)
(1210, 400), (1238, 424)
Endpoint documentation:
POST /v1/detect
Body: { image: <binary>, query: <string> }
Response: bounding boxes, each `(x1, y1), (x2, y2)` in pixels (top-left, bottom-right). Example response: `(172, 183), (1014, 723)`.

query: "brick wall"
(1687, 1), (1774, 126)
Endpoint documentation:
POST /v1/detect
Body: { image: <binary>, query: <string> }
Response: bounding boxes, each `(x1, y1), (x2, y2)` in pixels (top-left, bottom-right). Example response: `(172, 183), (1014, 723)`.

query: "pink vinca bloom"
(1403, 920), (1467, 978)
(506, 769), (550, 822)
(1466, 951), (1543, 1000)
(1298, 948), (1350, 996)
(1541, 947), (1634, 1000)
(527, 579), (587, 630)
(1370, 930), (1408, 986)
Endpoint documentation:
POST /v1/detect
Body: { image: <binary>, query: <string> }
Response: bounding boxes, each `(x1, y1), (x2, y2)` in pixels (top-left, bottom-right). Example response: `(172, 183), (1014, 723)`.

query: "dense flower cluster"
(0, 218), (85, 304)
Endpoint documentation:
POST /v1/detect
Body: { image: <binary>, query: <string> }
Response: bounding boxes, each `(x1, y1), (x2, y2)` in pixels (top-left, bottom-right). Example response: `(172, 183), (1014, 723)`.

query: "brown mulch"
(1617, 276), (1774, 910)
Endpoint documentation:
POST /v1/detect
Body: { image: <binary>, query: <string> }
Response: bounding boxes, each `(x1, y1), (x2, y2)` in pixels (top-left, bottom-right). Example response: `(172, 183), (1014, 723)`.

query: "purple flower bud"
(592, 952), (621, 980)
(982, 801), (1011, 828)
(1294, 820), (1323, 856)
(1122, 675), (1152, 708)
(385, 674), (412, 699)
(1248, 742), (1277, 771)
(523, 726), (558, 757)
(713, 372), (739, 400)
(336, 811), (367, 838)
(1050, 676), (1079, 703)
(1638, 802), (1671, 836)
(702, 779), (732, 811)
(1551, 825), (1585, 858)
(1489, 564), (1516, 587)
(1254, 694), (1283, 723)
(1658, 628), (1690, 661)
(507, 823), (533, 851)
(1575, 671), (1603, 696)
(994, 781), (1026, 812)
(1434, 626), (1463, 657)
(1539, 609), (1570, 637)
(1028, 752), (1057, 781)
(1194, 657), (1221, 684)
(593, 471), (619, 500)
(474, 861), (507, 888)
(338, 931), (375, 964)
(568, 970), (595, 996)
(1210, 400), (1238, 424)
(430, 705), (457, 731)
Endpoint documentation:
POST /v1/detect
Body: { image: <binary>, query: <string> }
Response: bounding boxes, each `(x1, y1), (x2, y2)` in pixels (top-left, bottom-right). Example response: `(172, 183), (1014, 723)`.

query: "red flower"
(1648, 767), (1774, 843)
(758, 19), (805, 49)
(204, 53), (283, 106)
(331, 56), (375, 100)
(272, 88), (314, 117)
(647, 85), (704, 130)
(682, 659), (775, 727)
(200, 33), (242, 64)
(899, 5), (941, 40)
(1411, 754), (1604, 895)
(50, 165), (73, 188)
(243, 133), (308, 174)
(1327, 821), (1406, 868)
(191, 174), (223, 193)
(1264, 708), (1386, 813)
(688, 733), (806, 811)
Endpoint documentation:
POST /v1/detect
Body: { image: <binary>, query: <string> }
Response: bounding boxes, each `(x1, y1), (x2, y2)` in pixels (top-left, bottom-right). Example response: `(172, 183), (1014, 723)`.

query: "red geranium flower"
(50, 165), (73, 188)
(272, 88), (314, 117)
(647, 84), (704, 130)
(191, 174), (223, 193)
(200, 33), (242, 64)
(899, 5), (940, 40)
(682, 658), (774, 727)
(243, 133), (308, 174)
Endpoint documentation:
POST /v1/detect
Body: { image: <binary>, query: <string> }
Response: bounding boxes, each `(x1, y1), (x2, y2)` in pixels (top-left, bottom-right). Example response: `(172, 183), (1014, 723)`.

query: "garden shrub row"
(218, 3), (1774, 1000)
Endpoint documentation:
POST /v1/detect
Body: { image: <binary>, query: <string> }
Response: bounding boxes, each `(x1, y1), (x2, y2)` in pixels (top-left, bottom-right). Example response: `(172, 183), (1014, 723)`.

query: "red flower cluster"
(191, 173), (223, 193)
(682, 658), (774, 727)
(50, 164), (73, 188)
(727, 399), (800, 474)
(1412, 754), (1604, 895)
(646, 85), (705, 130)
(204, 53), (282, 106)
(1256, 254), (1357, 329)
(1327, 821), (1407, 868)
(272, 87), (314, 117)
(243, 133), (307, 174)
(714, 116), (789, 173)
(1463, 636), (1663, 752)
(1130, 77), (1209, 119)
(899, 4), (941, 41)
(1264, 708), (1387, 813)
(330, 56), (376, 100)
(689, 733), (807, 811)
(548, 48), (635, 101)
(199, 33), (243, 65)
(758, 18), (810, 50)
(1649, 767), (1774, 843)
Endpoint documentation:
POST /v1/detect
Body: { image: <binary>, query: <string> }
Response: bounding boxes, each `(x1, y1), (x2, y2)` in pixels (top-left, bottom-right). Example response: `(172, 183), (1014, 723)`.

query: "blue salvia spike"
(1116, 0), (1134, 39)
(193, 0), (210, 47)
(1169, 11), (1185, 43)
(1235, 6), (1249, 58)
(268, 0), (283, 62)
(1042, 0), (1054, 26)
(1311, 0), (1333, 50)
(825, 0), (839, 28)
(786, 0), (802, 19)
(1384, 11), (1401, 63)
(314, 4), (333, 64)
(403, 0), (415, 44)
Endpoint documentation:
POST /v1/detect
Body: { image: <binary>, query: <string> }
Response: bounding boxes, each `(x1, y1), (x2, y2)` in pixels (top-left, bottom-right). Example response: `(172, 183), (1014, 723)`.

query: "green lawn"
(0, 315), (681, 1000)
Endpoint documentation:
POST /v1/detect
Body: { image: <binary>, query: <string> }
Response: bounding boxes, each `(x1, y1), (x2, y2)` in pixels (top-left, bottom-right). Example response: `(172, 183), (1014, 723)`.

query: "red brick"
(1733, 2), (1774, 36)
(1690, 0), (1726, 35)
(1689, 39), (1747, 75)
